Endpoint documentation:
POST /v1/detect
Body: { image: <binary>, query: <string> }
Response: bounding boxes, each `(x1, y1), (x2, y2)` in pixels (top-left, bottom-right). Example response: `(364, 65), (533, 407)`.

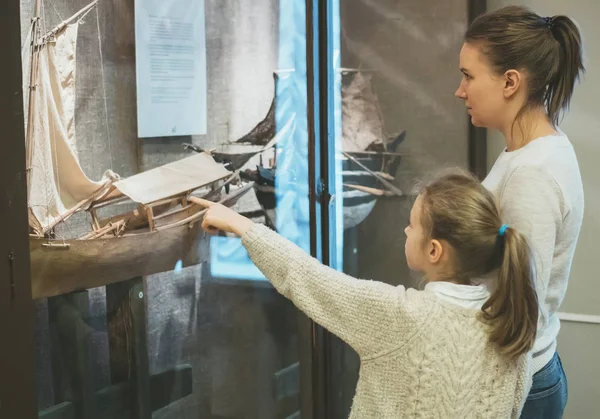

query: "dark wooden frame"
(0, 0), (38, 418)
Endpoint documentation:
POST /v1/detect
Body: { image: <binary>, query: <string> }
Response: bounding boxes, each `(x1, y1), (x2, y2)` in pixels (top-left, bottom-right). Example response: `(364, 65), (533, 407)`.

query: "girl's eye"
(464, 74), (472, 80)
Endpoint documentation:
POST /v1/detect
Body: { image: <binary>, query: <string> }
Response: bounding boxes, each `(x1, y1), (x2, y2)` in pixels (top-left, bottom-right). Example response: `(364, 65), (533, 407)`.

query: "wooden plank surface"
(30, 222), (210, 299)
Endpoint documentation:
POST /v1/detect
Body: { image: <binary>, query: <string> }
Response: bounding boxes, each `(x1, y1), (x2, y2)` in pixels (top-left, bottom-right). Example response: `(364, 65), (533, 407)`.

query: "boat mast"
(25, 0), (43, 234)
(25, 0), (42, 181)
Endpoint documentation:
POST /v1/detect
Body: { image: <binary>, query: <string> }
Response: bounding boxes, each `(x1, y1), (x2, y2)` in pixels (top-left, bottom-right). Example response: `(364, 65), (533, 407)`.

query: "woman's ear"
(503, 69), (522, 99)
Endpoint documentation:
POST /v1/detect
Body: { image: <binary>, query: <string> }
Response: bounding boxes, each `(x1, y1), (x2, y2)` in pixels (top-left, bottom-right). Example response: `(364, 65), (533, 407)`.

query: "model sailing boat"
(24, 0), (252, 299)
(185, 70), (406, 229)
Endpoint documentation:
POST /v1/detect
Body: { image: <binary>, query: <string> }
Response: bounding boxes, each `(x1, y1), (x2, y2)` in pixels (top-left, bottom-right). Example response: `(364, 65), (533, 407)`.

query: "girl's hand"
(194, 198), (255, 237)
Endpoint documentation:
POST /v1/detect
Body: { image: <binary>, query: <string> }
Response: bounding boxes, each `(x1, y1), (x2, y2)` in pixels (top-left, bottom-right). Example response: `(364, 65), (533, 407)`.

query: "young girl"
(455, 7), (585, 416)
(197, 170), (538, 418)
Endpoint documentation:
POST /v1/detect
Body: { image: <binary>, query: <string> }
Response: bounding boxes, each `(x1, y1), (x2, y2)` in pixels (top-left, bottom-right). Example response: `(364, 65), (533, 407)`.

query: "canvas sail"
(28, 22), (114, 232)
(233, 71), (387, 153)
(341, 71), (386, 152)
(114, 153), (232, 205)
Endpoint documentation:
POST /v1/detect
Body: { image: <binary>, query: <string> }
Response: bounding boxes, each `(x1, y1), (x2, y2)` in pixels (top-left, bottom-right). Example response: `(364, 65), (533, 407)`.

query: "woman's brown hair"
(419, 169), (539, 359)
(466, 5), (585, 127)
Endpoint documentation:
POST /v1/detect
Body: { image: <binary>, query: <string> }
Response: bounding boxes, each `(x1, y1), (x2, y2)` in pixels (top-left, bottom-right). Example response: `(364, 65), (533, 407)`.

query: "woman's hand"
(194, 198), (255, 237)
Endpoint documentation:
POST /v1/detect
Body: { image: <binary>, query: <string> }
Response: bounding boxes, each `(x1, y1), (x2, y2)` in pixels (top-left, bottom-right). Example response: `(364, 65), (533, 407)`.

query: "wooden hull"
(342, 188), (378, 229)
(30, 222), (209, 299)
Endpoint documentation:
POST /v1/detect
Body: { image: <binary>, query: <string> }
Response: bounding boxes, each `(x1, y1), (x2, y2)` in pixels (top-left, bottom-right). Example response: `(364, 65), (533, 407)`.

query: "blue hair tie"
(499, 224), (509, 237)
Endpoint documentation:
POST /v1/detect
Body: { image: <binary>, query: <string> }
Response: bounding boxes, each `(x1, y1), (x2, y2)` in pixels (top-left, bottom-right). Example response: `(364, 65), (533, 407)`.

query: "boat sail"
(25, 0), (252, 299)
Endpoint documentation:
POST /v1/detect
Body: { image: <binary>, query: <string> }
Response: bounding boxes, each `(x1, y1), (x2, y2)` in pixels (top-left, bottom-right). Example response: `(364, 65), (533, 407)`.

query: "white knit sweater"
(483, 132), (584, 373)
(242, 224), (532, 418)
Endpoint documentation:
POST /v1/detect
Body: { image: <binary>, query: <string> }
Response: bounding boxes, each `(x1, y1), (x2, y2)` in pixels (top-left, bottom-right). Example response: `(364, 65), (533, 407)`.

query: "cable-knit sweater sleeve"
(241, 224), (417, 357)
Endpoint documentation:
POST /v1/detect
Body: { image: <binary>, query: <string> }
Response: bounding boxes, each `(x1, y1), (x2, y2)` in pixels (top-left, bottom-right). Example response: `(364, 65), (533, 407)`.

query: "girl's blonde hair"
(419, 169), (538, 359)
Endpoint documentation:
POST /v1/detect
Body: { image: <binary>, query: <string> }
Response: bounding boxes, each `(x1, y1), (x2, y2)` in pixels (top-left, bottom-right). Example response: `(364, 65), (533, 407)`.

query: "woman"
(455, 6), (585, 418)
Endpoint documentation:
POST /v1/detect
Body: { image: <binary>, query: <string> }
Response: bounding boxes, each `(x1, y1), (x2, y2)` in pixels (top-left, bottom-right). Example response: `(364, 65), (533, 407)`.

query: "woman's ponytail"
(545, 15), (585, 126)
(480, 227), (539, 359)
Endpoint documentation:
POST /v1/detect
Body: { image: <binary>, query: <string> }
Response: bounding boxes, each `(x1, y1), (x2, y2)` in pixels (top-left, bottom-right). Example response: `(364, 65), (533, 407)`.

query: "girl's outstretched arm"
(242, 223), (418, 357)
(196, 198), (423, 357)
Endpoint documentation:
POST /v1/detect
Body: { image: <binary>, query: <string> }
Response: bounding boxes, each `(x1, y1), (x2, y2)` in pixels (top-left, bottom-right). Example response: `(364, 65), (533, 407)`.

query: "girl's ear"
(428, 239), (444, 264)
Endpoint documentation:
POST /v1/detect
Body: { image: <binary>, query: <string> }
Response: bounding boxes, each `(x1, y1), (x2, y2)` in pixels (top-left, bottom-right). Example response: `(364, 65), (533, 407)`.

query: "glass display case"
(1, 0), (485, 418)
